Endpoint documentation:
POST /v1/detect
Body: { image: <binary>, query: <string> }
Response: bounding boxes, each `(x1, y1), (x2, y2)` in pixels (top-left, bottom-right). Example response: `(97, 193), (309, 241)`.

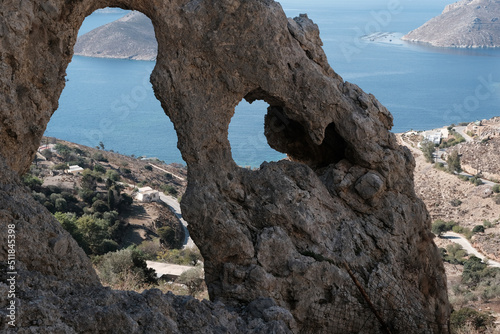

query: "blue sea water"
(45, 0), (500, 167)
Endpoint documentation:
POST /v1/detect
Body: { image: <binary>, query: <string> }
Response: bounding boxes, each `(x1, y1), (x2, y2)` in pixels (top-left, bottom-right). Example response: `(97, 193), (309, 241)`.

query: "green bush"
(94, 248), (157, 289)
(94, 163), (106, 174)
(450, 307), (495, 332)
(120, 193), (133, 208)
(450, 199), (462, 207)
(43, 201), (55, 213)
(76, 215), (111, 255)
(158, 226), (177, 248)
(483, 220), (493, 228)
(136, 240), (163, 261)
(106, 169), (121, 182)
(120, 167), (131, 174)
(54, 198), (68, 212)
(61, 191), (77, 203)
(92, 200), (109, 213)
(54, 212), (87, 250)
(472, 225), (485, 233)
(158, 248), (202, 266)
(144, 165), (153, 171)
(97, 239), (119, 254)
(443, 243), (468, 265)
(462, 256), (488, 286)
(431, 219), (456, 236)
(80, 169), (97, 191)
(53, 163), (69, 170)
(446, 150), (462, 173)
(420, 140), (436, 163)
(161, 184), (178, 196)
(458, 175), (470, 182)
(93, 152), (108, 162)
(177, 268), (205, 296)
(32, 191), (47, 204)
(22, 173), (43, 190)
(470, 175), (483, 186)
(78, 188), (95, 204)
(492, 184), (500, 193)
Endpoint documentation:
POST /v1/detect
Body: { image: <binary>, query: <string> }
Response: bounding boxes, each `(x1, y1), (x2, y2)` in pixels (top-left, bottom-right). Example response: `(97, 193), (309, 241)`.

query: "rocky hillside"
(402, 0), (500, 48)
(74, 11), (157, 61)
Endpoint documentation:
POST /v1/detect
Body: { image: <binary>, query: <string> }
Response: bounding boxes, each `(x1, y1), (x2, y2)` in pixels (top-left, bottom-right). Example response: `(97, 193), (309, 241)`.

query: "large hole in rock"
(39, 8), (200, 291)
(243, 89), (348, 170)
(46, 9), (182, 163)
(228, 99), (287, 168)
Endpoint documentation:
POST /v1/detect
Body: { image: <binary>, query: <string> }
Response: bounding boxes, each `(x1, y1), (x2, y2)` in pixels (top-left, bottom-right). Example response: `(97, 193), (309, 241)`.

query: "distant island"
(402, 0), (500, 48)
(74, 11), (157, 61)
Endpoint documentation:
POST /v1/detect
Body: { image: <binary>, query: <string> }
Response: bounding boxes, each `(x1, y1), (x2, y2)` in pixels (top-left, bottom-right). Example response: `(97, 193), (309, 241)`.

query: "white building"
(135, 186), (160, 202)
(424, 132), (442, 145)
(67, 165), (84, 174)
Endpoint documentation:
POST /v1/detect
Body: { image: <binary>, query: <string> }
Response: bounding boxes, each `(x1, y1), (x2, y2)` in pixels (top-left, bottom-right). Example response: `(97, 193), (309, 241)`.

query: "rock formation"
(75, 11), (157, 61)
(0, 0), (450, 333)
(402, 0), (500, 48)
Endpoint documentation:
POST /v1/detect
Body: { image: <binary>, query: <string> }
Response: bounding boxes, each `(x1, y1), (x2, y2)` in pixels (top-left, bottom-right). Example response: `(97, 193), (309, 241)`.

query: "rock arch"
(0, 0), (450, 333)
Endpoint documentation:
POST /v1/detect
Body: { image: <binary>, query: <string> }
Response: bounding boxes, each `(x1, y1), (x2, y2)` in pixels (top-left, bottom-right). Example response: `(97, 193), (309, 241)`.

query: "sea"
(45, 0), (500, 167)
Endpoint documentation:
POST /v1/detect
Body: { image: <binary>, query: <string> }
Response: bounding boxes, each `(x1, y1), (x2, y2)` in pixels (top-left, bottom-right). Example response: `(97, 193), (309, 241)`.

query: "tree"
(157, 226), (177, 248)
(144, 165), (153, 171)
(108, 189), (115, 210)
(472, 225), (485, 233)
(446, 150), (461, 173)
(54, 212), (87, 251)
(92, 200), (109, 213)
(106, 169), (121, 182)
(462, 256), (487, 286)
(95, 248), (157, 289)
(94, 163), (106, 174)
(161, 184), (178, 196)
(81, 169), (97, 191)
(431, 219), (455, 237)
(420, 140), (436, 163)
(22, 173), (43, 191)
(120, 193), (133, 208)
(54, 198), (68, 212)
(76, 215), (109, 255)
(177, 268), (205, 297)
(99, 141), (105, 150)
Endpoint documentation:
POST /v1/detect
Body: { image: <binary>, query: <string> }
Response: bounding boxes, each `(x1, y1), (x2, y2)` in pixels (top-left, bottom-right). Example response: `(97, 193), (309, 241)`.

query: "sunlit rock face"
(0, 0), (450, 332)
(403, 0), (500, 48)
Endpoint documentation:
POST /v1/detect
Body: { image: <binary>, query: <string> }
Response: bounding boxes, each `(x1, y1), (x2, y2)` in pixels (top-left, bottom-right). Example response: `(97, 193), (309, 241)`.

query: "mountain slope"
(402, 0), (500, 48)
(74, 11), (157, 60)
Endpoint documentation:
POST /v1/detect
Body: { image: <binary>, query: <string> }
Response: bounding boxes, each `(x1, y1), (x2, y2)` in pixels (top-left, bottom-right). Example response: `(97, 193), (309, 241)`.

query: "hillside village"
(399, 118), (500, 328)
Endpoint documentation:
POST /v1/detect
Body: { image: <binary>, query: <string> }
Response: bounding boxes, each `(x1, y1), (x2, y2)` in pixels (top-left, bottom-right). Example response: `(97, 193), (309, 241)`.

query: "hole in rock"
(37, 8), (201, 291)
(46, 8), (181, 164)
(265, 108), (348, 169)
(240, 89), (348, 170)
(228, 99), (287, 168)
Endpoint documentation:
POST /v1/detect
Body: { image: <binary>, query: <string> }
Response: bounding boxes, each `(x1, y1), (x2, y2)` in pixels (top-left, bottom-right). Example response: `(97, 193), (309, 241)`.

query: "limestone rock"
(0, 0), (450, 333)
(402, 0), (500, 48)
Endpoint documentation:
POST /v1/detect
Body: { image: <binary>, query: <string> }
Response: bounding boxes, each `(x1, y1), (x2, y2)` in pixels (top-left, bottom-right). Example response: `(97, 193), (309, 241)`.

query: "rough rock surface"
(402, 0), (500, 48)
(74, 11), (157, 61)
(0, 0), (450, 333)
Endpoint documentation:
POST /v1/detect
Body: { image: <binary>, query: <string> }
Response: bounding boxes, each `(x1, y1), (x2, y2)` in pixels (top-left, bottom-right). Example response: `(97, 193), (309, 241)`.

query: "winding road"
(159, 192), (195, 249)
(442, 231), (500, 268)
